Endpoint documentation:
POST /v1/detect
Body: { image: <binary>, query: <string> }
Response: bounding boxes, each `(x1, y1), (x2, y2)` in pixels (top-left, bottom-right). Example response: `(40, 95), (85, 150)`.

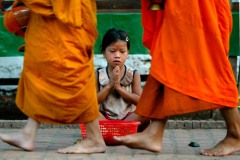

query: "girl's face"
(104, 40), (129, 69)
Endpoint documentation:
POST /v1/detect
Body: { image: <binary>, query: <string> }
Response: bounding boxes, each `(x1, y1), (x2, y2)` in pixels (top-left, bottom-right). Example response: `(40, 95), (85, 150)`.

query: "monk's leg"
(0, 118), (39, 151)
(125, 113), (150, 132)
(74, 113), (106, 144)
(114, 118), (167, 152)
(98, 112), (107, 120)
(58, 119), (106, 154)
(200, 107), (240, 156)
(125, 113), (147, 122)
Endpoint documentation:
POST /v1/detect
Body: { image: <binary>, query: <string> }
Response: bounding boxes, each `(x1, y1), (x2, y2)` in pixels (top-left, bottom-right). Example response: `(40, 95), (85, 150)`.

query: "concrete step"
(0, 119), (226, 129)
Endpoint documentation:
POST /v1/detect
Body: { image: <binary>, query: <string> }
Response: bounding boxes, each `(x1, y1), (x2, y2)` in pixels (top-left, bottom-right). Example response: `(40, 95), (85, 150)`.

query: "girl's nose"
(115, 52), (120, 58)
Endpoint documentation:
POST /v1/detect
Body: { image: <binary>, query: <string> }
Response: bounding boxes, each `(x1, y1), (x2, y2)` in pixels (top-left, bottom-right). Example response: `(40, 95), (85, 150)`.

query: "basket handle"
(11, 0), (19, 8)
(11, 0), (24, 9)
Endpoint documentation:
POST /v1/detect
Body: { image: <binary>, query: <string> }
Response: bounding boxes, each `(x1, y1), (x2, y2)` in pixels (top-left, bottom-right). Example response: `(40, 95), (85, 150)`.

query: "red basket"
(80, 120), (140, 145)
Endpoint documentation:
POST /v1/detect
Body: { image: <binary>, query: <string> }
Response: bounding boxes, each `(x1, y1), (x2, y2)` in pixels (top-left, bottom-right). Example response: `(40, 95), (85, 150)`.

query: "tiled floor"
(0, 128), (240, 160)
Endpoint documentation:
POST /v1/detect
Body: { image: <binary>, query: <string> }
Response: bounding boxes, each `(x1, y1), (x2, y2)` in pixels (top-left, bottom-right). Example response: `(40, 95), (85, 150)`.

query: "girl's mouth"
(113, 61), (121, 65)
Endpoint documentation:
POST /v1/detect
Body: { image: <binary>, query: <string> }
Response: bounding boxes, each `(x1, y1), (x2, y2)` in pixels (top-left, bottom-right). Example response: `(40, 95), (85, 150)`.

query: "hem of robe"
(135, 75), (237, 119)
(15, 75), (100, 125)
(19, 111), (100, 125)
(16, 100), (100, 125)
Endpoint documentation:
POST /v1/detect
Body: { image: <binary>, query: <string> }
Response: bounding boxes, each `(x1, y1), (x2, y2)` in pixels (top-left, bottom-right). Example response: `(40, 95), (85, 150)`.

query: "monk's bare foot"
(200, 136), (240, 156)
(0, 131), (35, 151)
(74, 137), (84, 144)
(58, 138), (106, 154)
(114, 119), (167, 152)
(114, 132), (162, 152)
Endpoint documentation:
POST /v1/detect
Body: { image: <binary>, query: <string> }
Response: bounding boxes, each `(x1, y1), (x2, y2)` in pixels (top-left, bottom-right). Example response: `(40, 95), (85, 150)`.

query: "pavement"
(1, 127), (240, 160)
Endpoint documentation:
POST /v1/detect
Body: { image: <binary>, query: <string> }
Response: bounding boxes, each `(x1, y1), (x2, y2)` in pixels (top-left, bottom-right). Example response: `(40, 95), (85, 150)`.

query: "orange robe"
(136, 0), (238, 119)
(15, 0), (99, 124)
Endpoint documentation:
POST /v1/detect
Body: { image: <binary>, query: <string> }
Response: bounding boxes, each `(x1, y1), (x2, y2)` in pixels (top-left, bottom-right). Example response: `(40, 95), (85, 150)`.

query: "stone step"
(0, 119), (226, 129)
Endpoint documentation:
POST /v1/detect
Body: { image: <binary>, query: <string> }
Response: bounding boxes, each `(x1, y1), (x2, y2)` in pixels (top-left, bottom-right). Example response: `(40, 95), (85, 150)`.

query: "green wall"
(94, 13), (148, 54)
(0, 13), (148, 57)
(0, 12), (239, 57)
(229, 11), (239, 56)
(0, 14), (24, 57)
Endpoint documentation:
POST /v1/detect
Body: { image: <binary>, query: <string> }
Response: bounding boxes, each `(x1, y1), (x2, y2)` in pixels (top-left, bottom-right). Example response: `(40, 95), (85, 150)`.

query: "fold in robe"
(136, 0), (238, 119)
(15, 0), (99, 124)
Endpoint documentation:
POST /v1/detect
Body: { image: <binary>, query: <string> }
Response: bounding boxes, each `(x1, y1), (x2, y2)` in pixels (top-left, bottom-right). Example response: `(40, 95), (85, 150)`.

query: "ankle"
(227, 130), (240, 140)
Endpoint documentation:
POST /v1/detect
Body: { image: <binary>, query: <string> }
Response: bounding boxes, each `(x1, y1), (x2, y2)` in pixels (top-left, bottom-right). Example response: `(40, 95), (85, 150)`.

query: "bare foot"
(114, 132), (162, 152)
(58, 138), (106, 154)
(74, 137), (84, 144)
(200, 136), (240, 156)
(0, 131), (35, 151)
(114, 119), (167, 152)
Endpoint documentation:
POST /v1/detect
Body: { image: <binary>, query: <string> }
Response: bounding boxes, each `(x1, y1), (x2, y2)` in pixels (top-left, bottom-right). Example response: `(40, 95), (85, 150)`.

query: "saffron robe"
(15, 0), (99, 124)
(136, 0), (238, 119)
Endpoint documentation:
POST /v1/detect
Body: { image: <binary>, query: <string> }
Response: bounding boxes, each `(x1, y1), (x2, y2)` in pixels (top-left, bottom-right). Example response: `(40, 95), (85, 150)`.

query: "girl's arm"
(96, 71), (114, 104)
(114, 71), (142, 105)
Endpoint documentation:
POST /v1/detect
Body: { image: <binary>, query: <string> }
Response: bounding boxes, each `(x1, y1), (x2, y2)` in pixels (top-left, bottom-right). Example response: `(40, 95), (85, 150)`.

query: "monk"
(0, 0), (106, 154)
(114, 0), (240, 156)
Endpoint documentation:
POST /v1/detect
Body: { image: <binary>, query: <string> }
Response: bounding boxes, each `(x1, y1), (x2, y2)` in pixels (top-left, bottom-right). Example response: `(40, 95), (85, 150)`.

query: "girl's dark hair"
(100, 28), (130, 53)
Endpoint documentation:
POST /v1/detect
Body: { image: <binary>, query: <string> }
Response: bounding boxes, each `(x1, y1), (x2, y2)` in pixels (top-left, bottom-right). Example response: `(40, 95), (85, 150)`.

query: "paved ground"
(0, 128), (240, 160)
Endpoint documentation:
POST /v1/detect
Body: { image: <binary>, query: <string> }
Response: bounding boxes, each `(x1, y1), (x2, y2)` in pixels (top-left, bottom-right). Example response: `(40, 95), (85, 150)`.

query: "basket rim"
(80, 120), (141, 125)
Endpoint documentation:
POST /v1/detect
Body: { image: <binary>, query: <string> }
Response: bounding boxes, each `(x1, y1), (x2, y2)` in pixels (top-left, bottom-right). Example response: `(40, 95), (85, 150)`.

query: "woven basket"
(80, 120), (140, 145)
(3, 5), (30, 37)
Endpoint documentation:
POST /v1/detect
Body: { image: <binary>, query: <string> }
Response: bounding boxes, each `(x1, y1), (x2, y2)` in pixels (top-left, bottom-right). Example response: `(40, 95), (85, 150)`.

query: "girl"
(96, 28), (147, 126)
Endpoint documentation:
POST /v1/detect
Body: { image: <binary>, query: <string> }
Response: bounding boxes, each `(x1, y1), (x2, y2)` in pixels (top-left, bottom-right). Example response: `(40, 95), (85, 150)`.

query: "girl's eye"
(121, 51), (126, 54)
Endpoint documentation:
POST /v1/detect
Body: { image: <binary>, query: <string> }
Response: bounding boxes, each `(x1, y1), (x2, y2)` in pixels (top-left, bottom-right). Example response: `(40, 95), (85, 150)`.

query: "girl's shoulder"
(97, 67), (109, 86)
(121, 65), (138, 86)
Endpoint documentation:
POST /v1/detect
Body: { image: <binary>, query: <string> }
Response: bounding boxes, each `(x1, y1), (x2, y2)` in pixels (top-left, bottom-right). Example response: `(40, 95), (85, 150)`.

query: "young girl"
(96, 28), (146, 124)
